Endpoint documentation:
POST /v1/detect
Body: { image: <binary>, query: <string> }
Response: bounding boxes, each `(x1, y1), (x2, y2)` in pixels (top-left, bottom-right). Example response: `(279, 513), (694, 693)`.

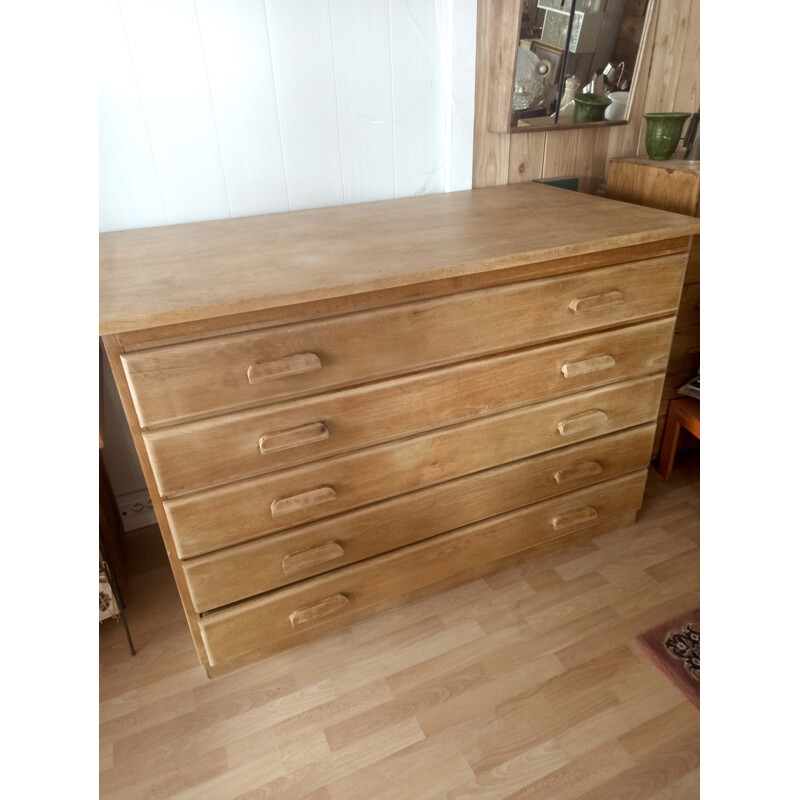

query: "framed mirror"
(487, 0), (653, 132)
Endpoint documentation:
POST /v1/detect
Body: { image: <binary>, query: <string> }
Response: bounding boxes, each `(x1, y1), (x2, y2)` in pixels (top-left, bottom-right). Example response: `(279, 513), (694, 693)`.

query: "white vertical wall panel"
(450, 0), (477, 191)
(390, 0), (447, 197)
(117, 0), (230, 224)
(330, 0), (396, 204)
(195, 0), (289, 218)
(264, 0), (344, 211)
(100, 0), (476, 230)
(99, 0), (167, 232)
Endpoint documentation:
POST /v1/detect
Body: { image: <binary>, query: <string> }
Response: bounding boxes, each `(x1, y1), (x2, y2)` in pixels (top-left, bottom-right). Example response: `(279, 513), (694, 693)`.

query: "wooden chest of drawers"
(100, 183), (700, 676)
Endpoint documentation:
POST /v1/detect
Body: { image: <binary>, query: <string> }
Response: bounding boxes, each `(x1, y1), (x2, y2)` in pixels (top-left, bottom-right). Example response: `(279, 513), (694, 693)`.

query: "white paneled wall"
(99, 0), (477, 498)
(100, 0), (477, 233)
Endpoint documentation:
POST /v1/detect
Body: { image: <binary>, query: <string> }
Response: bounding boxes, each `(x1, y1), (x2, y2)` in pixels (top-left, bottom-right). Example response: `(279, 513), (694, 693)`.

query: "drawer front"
(168, 377), (662, 557)
(198, 470), (649, 666)
(122, 255), (686, 427)
(145, 318), (674, 496)
(167, 373), (661, 558)
(183, 425), (655, 610)
(674, 282), (700, 332)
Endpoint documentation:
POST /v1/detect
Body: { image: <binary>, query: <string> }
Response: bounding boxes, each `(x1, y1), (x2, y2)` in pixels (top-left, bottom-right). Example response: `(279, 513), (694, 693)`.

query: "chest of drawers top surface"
(99, 183), (699, 336)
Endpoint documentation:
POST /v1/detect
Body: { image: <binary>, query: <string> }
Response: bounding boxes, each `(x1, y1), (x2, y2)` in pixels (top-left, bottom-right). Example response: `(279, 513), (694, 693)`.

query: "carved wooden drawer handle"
(557, 410), (608, 437)
(553, 460), (603, 485)
(247, 353), (322, 384)
(282, 540), (345, 574)
(561, 354), (616, 378)
(569, 290), (624, 314)
(259, 421), (329, 455)
(271, 486), (338, 518)
(289, 593), (350, 629)
(552, 507), (598, 531)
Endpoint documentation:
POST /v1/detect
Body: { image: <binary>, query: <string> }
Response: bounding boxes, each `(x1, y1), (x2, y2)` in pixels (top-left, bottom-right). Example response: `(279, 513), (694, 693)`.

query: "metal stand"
(100, 539), (135, 656)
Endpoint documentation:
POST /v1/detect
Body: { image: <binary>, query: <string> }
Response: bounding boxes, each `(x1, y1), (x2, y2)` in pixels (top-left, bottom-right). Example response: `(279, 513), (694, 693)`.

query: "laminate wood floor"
(100, 451), (700, 799)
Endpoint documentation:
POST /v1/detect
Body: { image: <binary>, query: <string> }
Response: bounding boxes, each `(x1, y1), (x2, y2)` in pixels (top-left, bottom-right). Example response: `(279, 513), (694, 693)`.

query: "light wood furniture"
(100, 182), (699, 677)
(657, 397), (700, 480)
(606, 156), (700, 458)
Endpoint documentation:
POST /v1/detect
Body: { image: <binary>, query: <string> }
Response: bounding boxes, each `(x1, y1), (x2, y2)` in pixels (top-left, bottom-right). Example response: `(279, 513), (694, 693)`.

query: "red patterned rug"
(635, 609), (700, 707)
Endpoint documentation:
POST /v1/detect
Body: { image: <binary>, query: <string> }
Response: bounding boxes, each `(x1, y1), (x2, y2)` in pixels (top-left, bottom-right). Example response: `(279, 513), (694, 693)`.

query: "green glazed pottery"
(644, 112), (691, 160)
(572, 92), (612, 123)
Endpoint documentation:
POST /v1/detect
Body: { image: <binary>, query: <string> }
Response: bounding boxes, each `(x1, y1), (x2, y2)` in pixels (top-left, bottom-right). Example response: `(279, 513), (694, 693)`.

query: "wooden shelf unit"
(606, 156), (700, 458)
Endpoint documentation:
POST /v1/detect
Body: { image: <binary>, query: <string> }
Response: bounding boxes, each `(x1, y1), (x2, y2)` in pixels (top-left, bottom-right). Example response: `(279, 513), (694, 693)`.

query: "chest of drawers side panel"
(101, 334), (209, 668)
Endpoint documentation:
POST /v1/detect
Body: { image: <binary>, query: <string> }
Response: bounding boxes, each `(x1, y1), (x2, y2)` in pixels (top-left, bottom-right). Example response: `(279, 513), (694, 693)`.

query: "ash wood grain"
(144, 319), (674, 496)
(121, 254), (686, 427)
(167, 384), (661, 560)
(181, 426), (656, 612)
(607, 159), (700, 218)
(99, 183), (699, 335)
(542, 127), (612, 196)
(115, 238), (690, 351)
(472, 0), (511, 187)
(507, 134), (546, 184)
(198, 471), (649, 666)
(99, 456), (699, 799)
(486, 0), (523, 134)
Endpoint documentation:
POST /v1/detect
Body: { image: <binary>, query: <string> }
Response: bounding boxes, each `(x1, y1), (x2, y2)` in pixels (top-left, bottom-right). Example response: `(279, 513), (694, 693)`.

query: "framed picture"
(531, 40), (564, 84)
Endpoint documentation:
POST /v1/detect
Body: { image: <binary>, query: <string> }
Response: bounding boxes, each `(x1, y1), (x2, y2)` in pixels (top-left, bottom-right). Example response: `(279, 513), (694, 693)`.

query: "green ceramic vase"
(572, 93), (612, 124)
(644, 113), (691, 160)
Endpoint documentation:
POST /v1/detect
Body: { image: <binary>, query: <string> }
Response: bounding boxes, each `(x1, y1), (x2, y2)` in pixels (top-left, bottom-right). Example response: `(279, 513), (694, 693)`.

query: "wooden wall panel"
(473, 0), (700, 192)
(507, 135), (545, 184)
(671, 0), (700, 116)
(473, 0), (511, 187)
(542, 128), (611, 194)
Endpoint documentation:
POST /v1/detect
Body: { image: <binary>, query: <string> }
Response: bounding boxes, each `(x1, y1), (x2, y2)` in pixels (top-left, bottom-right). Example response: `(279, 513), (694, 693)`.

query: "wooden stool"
(657, 397), (700, 480)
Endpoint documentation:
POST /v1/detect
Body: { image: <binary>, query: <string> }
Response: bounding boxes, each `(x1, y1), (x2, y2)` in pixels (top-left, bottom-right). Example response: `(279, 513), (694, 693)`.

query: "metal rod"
(553, 0), (579, 125)
(100, 540), (136, 656)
